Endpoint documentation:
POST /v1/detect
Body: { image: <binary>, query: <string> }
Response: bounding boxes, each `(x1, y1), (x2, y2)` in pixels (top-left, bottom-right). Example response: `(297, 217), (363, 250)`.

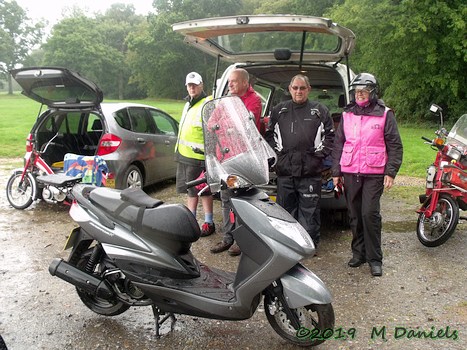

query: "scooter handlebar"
(421, 136), (432, 143)
(186, 177), (207, 189)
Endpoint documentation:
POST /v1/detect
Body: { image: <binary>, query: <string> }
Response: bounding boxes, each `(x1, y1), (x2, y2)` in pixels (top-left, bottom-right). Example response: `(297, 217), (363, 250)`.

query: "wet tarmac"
(0, 159), (465, 350)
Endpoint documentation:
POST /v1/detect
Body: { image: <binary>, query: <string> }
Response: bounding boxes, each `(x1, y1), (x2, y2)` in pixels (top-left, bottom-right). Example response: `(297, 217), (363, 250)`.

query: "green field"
(0, 93), (433, 178)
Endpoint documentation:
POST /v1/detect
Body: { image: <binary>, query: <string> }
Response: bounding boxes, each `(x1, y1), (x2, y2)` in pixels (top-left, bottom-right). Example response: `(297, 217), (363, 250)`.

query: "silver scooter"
(47, 96), (334, 347)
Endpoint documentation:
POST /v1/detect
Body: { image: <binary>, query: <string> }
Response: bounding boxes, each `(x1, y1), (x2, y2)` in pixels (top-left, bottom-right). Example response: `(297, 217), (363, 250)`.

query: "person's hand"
(332, 176), (342, 186)
(384, 175), (395, 190)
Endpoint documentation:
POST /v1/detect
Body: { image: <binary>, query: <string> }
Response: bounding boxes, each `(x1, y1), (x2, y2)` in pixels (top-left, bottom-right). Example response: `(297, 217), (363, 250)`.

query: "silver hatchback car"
(11, 67), (179, 189)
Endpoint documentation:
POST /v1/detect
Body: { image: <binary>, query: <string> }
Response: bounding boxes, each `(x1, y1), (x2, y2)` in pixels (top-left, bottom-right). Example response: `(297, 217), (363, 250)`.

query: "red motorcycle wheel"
(6, 170), (37, 209)
(416, 194), (459, 247)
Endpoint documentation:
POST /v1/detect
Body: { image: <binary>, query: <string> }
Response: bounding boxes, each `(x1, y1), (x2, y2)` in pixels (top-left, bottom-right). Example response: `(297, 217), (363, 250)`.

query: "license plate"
(105, 178), (115, 188)
(64, 227), (80, 250)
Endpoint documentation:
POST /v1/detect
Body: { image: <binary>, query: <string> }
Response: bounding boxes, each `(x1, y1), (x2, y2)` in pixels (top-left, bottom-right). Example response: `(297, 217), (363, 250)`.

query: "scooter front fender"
(280, 263), (332, 308)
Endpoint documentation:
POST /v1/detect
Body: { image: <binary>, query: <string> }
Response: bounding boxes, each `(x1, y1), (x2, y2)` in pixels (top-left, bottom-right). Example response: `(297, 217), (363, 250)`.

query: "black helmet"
(349, 73), (379, 103)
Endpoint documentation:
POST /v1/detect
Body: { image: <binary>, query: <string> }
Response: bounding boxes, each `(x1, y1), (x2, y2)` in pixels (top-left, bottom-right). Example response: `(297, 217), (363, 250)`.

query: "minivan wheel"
(123, 165), (143, 188)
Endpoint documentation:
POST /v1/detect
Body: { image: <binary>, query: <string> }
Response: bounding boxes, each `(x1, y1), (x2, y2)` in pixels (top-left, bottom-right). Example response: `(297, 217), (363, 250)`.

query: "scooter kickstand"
(151, 304), (177, 337)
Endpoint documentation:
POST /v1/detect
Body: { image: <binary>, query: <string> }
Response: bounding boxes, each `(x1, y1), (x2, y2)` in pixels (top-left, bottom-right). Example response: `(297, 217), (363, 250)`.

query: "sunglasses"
(291, 86), (308, 91)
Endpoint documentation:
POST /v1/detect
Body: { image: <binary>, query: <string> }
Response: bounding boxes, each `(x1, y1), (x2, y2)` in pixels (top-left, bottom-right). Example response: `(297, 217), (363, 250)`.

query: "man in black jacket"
(265, 74), (334, 247)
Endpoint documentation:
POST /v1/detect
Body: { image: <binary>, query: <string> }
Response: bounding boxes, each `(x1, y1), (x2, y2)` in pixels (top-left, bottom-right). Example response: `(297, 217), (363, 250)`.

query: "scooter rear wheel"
(417, 194), (459, 247)
(6, 171), (36, 209)
(74, 248), (130, 316)
(264, 294), (335, 347)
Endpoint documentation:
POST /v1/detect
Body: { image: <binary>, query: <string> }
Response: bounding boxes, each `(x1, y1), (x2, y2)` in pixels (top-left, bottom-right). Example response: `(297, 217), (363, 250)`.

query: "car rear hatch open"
(173, 15), (355, 66)
(10, 66), (103, 109)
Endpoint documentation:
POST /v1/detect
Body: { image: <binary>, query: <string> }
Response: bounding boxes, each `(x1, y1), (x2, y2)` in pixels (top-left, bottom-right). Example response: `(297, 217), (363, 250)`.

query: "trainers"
(200, 222), (216, 237)
(228, 243), (241, 256)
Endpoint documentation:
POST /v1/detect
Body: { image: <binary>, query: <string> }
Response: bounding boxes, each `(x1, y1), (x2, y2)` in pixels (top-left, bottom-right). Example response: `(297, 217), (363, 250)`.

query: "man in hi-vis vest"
(175, 72), (215, 237)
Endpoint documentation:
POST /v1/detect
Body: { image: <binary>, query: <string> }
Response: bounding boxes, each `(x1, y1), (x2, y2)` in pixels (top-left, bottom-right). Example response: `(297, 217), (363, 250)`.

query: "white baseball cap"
(185, 72), (203, 85)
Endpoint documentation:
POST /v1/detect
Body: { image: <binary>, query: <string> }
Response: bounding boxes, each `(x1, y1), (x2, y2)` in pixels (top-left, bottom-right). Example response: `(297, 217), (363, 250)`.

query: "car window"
(309, 87), (345, 115)
(86, 114), (103, 132)
(251, 83), (273, 117)
(128, 107), (152, 133)
(148, 109), (178, 136)
(52, 112), (80, 134)
(114, 109), (131, 130)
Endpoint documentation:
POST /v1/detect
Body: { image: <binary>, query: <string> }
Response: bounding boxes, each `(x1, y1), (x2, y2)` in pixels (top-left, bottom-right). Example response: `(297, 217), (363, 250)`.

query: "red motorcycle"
(6, 132), (106, 210)
(416, 104), (467, 247)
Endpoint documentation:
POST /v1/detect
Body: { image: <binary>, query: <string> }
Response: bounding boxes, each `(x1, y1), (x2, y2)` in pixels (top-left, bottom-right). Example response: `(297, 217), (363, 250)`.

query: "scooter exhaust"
(49, 258), (114, 299)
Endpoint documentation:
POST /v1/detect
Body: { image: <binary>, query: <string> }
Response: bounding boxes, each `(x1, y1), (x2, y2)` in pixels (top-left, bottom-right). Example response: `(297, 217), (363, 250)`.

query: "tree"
(254, 0), (343, 16)
(127, 0), (243, 99)
(41, 5), (146, 99)
(328, 0), (466, 122)
(0, 0), (43, 93)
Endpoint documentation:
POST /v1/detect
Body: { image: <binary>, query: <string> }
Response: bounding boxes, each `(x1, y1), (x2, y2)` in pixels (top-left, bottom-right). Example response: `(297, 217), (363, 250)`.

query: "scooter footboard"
(280, 264), (332, 308)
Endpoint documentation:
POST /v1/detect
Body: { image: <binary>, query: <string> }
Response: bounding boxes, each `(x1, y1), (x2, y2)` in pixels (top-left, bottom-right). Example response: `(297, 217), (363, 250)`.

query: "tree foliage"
(6, 0), (466, 122)
(126, 0), (243, 99)
(41, 4), (145, 99)
(0, 0), (43, 93)
(327, 0), (466, 121)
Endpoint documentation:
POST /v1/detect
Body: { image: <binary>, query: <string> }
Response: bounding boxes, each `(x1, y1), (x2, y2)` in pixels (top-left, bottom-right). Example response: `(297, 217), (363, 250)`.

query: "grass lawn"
(0, 93), (436, 178)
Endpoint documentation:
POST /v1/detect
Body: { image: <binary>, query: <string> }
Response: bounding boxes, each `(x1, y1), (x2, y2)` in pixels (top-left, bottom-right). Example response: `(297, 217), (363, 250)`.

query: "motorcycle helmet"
(349, 73), (379, 104)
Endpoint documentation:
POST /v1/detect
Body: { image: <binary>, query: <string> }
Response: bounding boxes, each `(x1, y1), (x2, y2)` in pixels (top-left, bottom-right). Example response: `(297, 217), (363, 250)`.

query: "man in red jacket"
(210, 68), (263, 256)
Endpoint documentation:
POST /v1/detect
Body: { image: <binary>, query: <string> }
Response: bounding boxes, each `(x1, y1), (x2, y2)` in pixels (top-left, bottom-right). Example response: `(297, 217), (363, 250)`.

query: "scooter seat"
(88, 187), (201, 255)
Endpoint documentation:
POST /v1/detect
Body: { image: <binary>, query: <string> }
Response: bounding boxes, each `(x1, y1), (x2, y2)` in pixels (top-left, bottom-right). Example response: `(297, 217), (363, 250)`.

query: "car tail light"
(26, 133), (34, 152)
(97, 133), (122, 155)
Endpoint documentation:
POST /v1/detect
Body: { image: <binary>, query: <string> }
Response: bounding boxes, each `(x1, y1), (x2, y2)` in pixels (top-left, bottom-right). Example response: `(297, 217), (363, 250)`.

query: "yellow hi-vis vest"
(175, 96), (211, 160)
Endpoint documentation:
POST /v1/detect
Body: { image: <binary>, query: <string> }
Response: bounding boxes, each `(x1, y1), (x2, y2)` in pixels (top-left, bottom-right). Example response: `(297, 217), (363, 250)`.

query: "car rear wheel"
(123, 165), (143, 188)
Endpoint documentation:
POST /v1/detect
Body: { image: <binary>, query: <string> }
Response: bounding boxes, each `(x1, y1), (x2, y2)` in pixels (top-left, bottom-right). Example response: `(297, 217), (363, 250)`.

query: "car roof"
(100, 102), (160, 115)
(10, 66), (103, 108)
(173, 15), (356, 63)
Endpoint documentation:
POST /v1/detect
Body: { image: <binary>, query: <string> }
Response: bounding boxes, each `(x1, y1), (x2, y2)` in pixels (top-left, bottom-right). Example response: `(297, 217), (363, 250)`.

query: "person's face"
(228, 72), (248, 96)
(289, 78), (310, 104)
(186, 83), (203, 98)
(354, 87), (371, 104)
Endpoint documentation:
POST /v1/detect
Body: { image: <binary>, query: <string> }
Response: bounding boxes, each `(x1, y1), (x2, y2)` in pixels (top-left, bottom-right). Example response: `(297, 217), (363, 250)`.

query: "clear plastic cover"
(202, 96), (276, 191)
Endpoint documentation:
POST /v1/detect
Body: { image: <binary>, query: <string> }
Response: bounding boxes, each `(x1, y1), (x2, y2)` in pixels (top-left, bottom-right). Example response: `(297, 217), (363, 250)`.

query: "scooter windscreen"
(202, 96), (276, 191)
(447, 113), (467, 150)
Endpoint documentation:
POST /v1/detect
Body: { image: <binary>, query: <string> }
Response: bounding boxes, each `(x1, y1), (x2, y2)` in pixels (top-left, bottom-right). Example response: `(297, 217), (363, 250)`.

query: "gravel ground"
(0, 159), (465, 350)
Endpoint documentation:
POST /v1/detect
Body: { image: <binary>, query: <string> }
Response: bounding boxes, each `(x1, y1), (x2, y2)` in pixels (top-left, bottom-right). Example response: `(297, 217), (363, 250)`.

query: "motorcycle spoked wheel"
(72, 248), (130, 316)
(6, 171), (37, 209)
(417, 194), (459, 247)
(264, 294), (335, 347)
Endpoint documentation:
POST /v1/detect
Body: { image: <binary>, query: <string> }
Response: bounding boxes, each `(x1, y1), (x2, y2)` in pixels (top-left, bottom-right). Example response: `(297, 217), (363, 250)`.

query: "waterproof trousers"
(277, 175), (321, 245)
(343, 174), (384, 265)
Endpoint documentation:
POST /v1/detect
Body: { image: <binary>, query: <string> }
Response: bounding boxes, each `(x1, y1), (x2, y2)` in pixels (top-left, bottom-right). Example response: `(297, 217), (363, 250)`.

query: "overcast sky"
(15, 0), (155, 32)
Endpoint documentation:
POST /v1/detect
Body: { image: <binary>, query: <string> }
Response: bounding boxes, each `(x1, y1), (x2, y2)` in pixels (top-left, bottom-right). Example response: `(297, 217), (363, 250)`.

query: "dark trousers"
(277, 175), (321, 244)
(220, 189), (235, 244)
(343, 174), (384, 265)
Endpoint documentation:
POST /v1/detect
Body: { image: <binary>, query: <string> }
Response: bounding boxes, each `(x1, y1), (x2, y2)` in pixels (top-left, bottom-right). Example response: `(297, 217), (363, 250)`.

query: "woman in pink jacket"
(332, 73), (403, 277)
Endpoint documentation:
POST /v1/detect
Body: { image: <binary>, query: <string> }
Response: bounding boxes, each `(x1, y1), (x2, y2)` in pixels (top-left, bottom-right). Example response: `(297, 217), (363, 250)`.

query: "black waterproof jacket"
(265, 99), (334, 177)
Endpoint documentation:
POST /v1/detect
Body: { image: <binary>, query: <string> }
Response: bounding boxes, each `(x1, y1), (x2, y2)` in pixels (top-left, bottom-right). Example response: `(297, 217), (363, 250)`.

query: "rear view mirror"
(430, 104), (442, 114)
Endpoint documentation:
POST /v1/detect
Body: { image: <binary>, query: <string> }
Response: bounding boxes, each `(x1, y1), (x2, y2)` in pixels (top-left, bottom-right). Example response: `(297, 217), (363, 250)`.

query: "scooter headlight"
(446, 146), (462, 161)
(267, 216), (314, 249)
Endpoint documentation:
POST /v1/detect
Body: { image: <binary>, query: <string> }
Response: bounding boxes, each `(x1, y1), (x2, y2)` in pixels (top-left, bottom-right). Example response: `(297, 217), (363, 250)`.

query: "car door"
(146, 108), (179, 181)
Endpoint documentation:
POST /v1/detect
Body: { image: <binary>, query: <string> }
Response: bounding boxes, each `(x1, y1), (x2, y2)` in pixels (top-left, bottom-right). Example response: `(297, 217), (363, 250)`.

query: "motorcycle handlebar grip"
(186, 177), (207, 189)
(421, 136), (432, 142)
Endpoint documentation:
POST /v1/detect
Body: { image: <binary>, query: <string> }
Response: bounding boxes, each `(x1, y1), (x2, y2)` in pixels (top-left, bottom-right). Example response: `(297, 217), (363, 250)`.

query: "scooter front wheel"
(6, 171), (37, 209)
(417, 194), (459, 247)
(264, 294), (335, 347)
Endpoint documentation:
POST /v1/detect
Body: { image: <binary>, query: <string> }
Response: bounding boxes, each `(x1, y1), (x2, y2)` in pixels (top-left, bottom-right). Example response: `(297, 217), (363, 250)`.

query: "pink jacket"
(339, 108), (389, 174)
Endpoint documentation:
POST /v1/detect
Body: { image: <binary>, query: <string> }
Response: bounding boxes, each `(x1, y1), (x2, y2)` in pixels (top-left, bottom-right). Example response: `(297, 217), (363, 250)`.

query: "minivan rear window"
(211, 31), (339, 55)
